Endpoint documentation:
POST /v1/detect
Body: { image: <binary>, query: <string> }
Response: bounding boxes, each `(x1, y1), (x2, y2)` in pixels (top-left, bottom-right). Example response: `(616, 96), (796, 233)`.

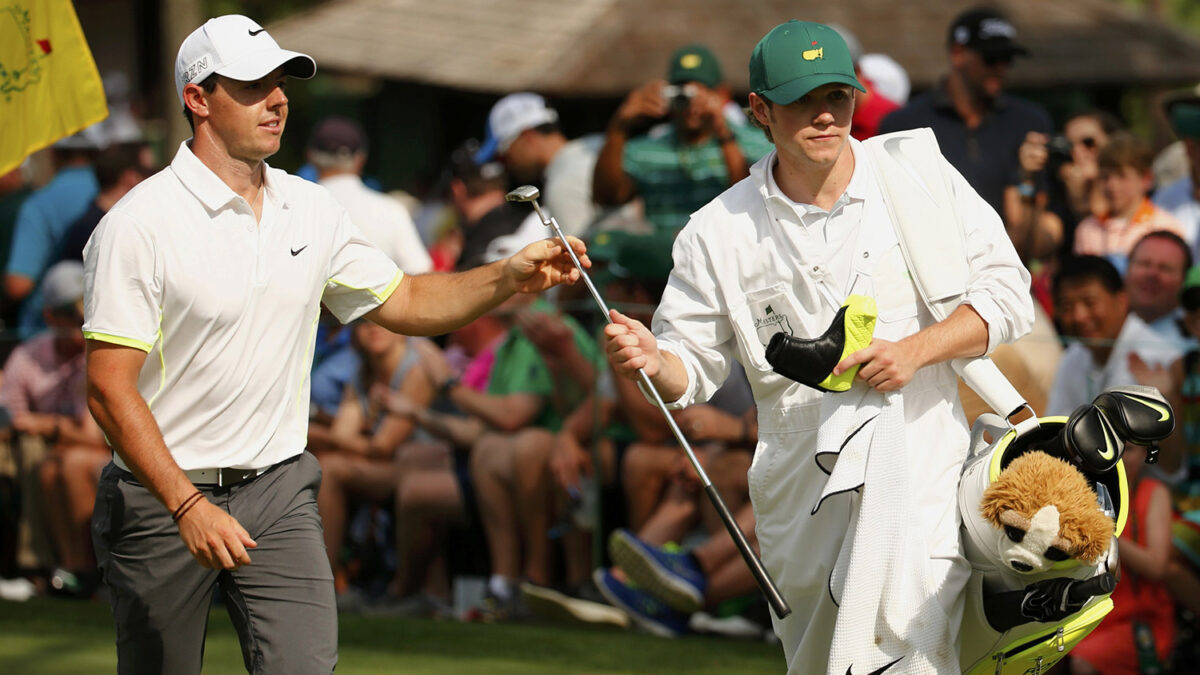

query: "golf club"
(506, 185), (791, 619)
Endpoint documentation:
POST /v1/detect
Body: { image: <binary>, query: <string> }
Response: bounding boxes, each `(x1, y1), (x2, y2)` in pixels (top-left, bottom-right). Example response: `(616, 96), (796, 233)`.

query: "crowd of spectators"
(6, 5), (1200, 670)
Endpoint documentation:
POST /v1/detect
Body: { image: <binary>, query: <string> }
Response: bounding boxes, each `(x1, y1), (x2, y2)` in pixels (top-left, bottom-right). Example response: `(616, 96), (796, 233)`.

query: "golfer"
(84, 15), (585, 674)
(603, 21), (1032, 673)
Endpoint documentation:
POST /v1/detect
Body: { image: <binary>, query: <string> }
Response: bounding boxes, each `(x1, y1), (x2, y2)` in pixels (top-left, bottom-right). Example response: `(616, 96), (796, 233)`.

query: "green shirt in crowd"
(487, 301), (601, 432)
(622, 121), (773, 234)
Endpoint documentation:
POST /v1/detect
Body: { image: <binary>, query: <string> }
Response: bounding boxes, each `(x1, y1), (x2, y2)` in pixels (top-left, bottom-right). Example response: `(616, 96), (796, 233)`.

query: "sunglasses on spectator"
(982, 53), (1014, 67)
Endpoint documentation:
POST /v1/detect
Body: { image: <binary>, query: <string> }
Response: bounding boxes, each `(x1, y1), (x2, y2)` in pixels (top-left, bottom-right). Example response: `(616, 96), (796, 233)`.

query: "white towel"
(814, 387), (957, 675)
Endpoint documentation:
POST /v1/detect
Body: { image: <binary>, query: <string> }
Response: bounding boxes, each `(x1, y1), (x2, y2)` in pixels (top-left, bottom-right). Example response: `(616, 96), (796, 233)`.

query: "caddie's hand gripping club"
(506, 185), (791, 619)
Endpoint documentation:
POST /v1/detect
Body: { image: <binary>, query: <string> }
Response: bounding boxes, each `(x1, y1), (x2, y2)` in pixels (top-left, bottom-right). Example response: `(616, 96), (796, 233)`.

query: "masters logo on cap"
(749, 21), (864, 105)
(667, 44), (722, 88)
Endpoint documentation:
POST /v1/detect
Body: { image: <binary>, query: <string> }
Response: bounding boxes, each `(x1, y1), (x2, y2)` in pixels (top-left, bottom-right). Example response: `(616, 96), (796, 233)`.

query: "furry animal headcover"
(980, 451), (1114, 566)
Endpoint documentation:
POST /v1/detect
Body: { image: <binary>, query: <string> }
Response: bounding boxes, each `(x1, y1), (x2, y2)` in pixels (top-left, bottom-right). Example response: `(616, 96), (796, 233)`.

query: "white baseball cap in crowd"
(41, 261), (85, 310)
(175, 15), (316, 104)
(474, 93), (559, 163)
(859, 53), (911, 105)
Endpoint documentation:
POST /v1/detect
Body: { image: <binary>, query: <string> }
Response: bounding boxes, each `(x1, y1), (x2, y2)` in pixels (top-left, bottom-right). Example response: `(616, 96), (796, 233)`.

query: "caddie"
(84, 14), (585, 675)
(602, 20), (1033, 674)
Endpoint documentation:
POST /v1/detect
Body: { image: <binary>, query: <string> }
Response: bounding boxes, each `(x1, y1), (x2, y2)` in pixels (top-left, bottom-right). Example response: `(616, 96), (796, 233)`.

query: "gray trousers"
(92, 452), (337, 675)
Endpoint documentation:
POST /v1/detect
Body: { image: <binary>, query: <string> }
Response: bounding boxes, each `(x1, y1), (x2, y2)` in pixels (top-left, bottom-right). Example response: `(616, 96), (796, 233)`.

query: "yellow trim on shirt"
(83, 331), (153, 353)
(146, 318), (167, 410)
(327, 270), (403, 304)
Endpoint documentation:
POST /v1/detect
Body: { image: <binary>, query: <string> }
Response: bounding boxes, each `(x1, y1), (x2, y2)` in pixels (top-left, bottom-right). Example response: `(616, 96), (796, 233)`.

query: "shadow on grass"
(0, 597), (784, 674)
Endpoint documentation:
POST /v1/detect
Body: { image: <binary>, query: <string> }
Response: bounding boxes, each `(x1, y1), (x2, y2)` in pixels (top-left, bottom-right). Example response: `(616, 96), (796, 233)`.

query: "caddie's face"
(752, 84), (854, 169)
(202, 67), (289, 163)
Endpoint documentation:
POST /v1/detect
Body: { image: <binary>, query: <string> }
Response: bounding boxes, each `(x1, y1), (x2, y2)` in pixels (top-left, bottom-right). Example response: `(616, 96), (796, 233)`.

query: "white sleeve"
(323, 209), (402, 324)
(651, 225), (737, 408)
(82, 211), (162, 352)
(948, 158), (1035, 353)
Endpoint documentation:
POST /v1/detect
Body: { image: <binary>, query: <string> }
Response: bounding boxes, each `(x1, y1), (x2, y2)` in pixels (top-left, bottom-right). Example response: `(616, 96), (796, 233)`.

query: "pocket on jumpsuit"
(730, 283), (811, 372)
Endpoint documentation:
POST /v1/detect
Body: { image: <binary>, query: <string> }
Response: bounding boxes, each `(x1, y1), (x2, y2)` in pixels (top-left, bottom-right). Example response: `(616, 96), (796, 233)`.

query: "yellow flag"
(0, 1), (108, 174)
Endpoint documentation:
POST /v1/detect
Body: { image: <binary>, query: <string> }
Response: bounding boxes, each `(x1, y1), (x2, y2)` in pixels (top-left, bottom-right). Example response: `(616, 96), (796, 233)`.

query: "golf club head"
(505, 185), (541, 203)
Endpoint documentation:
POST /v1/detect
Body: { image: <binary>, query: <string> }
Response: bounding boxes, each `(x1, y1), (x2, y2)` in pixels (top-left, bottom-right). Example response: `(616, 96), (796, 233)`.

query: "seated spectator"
(6, 141), (98, 340)
(460, 293), (598, 617)
(1071, 443), (1175, 675)
(0, 262), (106, 595)
(595, 513), (763, 639)
(374, 312), (510, 613)
(1125, 230), (1193, 344)
(1048, 255), (1186, 472)
(381, 290), (599, 620)
(521, 231), (684, 619)
(1074, 133), (1185, 274)
(310, 320), (438, 603)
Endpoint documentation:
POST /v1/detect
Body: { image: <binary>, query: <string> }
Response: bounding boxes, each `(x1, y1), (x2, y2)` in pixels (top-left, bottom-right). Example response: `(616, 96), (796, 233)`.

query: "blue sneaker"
(592, 569), (688, 638)
(609, 529), (706, 613)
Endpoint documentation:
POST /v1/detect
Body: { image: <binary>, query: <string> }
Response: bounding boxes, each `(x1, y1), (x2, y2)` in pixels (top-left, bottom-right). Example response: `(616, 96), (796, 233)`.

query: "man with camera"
(592, 44), (773, 236)
(878, 7), (1051, 224)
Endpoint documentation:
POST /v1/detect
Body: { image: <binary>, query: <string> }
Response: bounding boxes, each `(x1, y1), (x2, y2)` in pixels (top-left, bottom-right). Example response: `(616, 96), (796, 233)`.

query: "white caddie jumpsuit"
(651, 138), (1033, 674)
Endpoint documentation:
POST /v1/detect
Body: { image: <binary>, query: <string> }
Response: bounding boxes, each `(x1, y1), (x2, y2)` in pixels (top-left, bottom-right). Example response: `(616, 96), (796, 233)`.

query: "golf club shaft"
(534, 208), (791, 619)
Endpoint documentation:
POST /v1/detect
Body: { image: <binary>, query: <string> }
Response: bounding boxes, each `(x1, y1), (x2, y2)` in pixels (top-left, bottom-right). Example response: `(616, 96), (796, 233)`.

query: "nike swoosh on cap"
(249, 28), (266, 36)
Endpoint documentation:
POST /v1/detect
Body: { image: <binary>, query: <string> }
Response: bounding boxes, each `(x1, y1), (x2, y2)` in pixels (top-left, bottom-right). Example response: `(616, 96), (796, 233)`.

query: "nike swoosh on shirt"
(249, 28), (266, 36)
(290, 245), (308, 256)
(846, 657), (903, 675)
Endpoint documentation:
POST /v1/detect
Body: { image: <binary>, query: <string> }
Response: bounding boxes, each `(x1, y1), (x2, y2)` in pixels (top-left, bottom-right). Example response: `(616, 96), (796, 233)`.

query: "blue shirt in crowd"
(6, 165), (98, 338)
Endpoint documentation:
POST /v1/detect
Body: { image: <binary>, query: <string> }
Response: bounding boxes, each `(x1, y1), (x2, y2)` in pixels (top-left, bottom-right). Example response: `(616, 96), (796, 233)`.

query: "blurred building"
(72, 0), (1200, 197)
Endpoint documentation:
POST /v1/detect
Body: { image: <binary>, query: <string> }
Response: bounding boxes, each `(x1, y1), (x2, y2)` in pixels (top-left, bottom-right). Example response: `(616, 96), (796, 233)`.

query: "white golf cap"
(175, 15), (316, 104)
(475, 93), (558, 162)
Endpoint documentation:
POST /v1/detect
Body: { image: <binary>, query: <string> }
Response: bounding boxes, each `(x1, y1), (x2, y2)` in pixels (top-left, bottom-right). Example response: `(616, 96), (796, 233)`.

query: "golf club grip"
(704, 484), (791, 619)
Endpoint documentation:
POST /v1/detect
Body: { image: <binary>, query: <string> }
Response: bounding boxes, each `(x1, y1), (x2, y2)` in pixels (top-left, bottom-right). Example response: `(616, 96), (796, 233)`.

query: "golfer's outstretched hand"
(604, 309), (662, 379)
(505, 237), (589, 294)
(176, 498), (257, 570)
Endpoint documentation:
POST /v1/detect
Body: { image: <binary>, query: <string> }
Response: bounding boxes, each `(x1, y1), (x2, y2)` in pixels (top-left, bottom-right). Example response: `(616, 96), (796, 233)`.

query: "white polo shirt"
(83, 141), (401, 470)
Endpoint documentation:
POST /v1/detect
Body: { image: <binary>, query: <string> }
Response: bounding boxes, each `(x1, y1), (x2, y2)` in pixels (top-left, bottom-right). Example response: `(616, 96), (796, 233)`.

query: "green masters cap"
(667, 44), (723, 88)
(1169, 100), (1200, 140)
(750, 20), (864, 105)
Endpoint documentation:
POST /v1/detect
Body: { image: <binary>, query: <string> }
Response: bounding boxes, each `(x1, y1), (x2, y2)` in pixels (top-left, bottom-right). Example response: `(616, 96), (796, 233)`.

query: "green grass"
(0, 597), (785, 674)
